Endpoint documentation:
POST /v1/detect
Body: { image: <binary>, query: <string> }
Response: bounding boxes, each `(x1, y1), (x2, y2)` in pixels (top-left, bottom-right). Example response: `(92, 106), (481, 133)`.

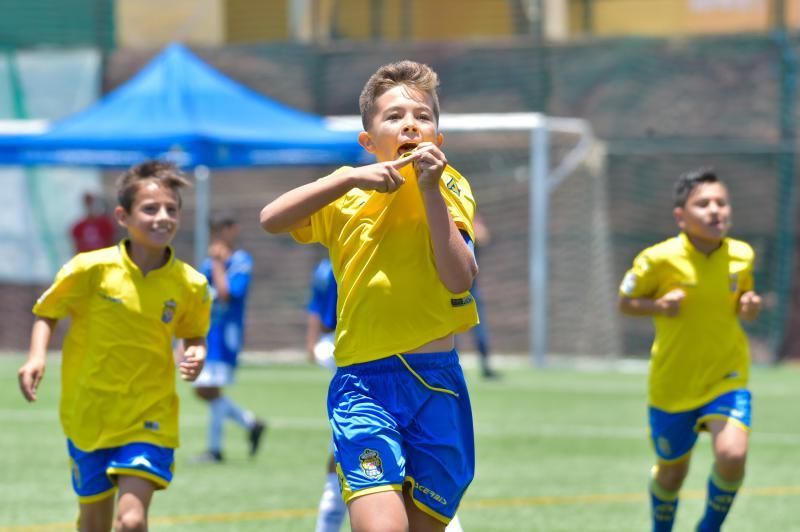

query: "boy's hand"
(18, 359), (46, 402)
(412, 142), (447, 191)
(655, 288), (685, 317)
(179, 344), (206, 381)
(738, 291), (762, 321)
(351, 153), (419, 193)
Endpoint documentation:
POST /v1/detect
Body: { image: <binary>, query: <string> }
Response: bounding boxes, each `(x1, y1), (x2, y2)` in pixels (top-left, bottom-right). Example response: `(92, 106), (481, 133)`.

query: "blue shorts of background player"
(648, 389), (752, 463)
(328, 350), (474, 525)
(67, 440), (175, 502)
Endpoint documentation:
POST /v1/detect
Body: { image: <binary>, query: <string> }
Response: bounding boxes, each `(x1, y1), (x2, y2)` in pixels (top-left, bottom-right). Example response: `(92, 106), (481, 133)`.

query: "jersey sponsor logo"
(729, 273), (739, 292)
(130, 456), (153, 468)
(358, 449), (383, 480)
(620, 272), (637, 295)
(161, 300), (177, 324)
(446, 177), (461, 196)
(98, 292), (123, 304)
(415, 481), (448, 505)
(451, 295), (474, 307)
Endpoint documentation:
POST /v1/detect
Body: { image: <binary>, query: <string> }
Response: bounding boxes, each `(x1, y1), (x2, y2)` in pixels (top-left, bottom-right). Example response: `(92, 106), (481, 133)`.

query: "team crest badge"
(161, 299), (177, 324)
(446, 177), (461, 196)
(359, 449), (383, 479)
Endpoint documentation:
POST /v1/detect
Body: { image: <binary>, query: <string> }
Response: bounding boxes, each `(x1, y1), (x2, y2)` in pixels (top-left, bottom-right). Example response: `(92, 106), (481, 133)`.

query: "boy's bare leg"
(115, 476), (156, 531)
(78, 496), (114, 532)
(348, 490), (408, 532)
(707, 419), (748, 481)
(403, 485), (447, 532)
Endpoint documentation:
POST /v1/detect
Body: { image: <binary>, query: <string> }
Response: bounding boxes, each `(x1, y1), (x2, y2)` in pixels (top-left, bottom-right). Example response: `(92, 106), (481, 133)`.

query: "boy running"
(18, 160), (211, 531)
(618, 168), (761, 532)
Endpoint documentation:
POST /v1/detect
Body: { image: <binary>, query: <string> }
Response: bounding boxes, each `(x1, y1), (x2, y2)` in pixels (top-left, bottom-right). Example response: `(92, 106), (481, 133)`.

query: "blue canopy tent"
(0, 43), (367, 265)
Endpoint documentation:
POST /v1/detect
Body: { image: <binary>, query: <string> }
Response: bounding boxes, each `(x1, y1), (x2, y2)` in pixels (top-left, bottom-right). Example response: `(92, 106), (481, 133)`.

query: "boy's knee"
(114, 509), (147, 532)
(654, 462), (689, 491)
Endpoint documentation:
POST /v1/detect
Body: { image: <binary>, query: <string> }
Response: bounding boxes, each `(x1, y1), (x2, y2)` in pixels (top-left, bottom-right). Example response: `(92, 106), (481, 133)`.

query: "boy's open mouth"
(397, 142), (418, 156)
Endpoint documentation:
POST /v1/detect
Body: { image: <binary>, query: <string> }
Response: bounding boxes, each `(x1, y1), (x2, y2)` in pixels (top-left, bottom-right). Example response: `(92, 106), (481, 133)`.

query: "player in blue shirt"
(307, 258), (347, 532)
(192, 211), (266, 463)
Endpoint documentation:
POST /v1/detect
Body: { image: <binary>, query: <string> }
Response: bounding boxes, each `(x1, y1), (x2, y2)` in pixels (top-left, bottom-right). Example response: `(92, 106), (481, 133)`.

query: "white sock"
(208, 398), (226, 452)
(219, 396), (253, 428)
(315, 472), (347, 532)
(445, 514), (464, 532)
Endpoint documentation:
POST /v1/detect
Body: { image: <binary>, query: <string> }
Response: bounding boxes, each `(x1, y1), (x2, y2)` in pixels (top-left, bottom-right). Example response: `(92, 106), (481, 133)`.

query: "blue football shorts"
(67, 440), (175, 503)
(328, 350), (475, 524)
(648, 388), (752, 463)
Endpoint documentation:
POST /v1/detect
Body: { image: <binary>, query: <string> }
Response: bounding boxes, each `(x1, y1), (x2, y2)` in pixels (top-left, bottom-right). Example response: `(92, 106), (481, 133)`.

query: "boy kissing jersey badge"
(359, 449), (383, 479)
(161, 299), (177, 324)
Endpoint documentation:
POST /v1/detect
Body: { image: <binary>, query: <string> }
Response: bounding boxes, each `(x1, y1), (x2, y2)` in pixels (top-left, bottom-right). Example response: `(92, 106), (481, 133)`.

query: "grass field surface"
(1, 354), (798, 531)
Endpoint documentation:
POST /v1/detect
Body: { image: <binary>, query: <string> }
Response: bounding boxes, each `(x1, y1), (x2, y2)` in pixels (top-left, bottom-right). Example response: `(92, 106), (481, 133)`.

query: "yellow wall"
(117, 0), (225, 46)
(116, 0), (286, 46)
(328, 0), (515, 41)
(569, 0), (776, 36)
(226, 0), (289, 42)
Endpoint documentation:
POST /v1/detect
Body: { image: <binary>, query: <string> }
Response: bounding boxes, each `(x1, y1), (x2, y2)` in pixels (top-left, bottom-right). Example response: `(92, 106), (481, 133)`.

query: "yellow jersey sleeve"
(33, 255), (92, 319)
(291, 167), (354, 247)
(441, 168), (476, 241)
(173, 268), (212, 339)
(619, 249), (661, 298)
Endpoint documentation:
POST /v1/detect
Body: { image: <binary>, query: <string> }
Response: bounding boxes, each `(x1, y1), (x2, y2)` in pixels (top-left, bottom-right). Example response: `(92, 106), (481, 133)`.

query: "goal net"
(328, 113), (620, 366)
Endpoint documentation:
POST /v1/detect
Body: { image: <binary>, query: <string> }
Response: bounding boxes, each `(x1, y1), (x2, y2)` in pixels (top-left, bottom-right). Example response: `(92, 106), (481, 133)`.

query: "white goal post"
(326, 113), (613, 367)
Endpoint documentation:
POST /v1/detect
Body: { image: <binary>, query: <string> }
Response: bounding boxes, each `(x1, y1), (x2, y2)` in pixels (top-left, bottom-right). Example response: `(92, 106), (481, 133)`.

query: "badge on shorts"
(161, 299), (177, 324)
(359, 449), (383, 480)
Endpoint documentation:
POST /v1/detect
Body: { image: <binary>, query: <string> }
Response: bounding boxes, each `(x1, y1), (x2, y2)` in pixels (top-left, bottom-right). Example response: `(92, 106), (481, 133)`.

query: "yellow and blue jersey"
(619, 232), (755, 412)
(33, 240), (211, 451)
(292, 164), (479, 367)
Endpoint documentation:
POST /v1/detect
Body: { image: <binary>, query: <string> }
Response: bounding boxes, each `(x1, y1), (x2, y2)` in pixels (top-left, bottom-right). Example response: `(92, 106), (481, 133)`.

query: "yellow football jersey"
(619, 232), (755, 412)
(292, 164), (479, 367)
(33, 241), (211, 451)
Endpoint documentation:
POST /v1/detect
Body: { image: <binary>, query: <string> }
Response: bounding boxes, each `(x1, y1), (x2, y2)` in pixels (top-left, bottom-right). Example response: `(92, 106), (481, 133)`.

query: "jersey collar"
(118, 238), (175, 276)
(678, 231), (727, 258)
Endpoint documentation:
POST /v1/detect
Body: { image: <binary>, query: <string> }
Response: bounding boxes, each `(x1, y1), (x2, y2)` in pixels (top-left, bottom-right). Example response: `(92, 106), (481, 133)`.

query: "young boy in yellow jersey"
(261, 60), (479, 531)
(618, 168), (762, 532)
(18, 161), (211, 531)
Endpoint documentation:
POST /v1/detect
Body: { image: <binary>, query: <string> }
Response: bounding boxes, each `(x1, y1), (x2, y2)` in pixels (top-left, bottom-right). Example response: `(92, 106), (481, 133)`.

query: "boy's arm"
(618, 289), (685, 317)
(260, 156), (420, 234)
(179, 337), (207, 381)
(415, 144), (478, 293)
(207, 241), (231, 301)
(18, 317), (58, 402)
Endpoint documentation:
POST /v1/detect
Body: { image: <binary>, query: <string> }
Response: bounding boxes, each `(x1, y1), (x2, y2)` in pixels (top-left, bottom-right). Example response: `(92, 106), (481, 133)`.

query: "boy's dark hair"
(116, 160), (191, 212)
(209, 209), (238, 232)
(359, 60), (440, 130)
(673, 167), (721, 207)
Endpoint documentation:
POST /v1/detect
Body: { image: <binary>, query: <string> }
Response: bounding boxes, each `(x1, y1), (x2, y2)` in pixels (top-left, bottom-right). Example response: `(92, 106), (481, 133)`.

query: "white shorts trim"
(193, 360), (234, 387)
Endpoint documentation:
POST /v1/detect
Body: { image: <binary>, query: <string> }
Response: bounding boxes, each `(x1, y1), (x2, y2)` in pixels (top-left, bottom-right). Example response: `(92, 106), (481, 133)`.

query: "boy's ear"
(673, 206), (685, 230)
(358, 131), (376, 153)
(114, 206), (128, 228)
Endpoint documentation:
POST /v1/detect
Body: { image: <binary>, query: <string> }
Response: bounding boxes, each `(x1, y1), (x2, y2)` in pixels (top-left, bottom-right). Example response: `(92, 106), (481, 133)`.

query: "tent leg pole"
(194, 165), (210, 267)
